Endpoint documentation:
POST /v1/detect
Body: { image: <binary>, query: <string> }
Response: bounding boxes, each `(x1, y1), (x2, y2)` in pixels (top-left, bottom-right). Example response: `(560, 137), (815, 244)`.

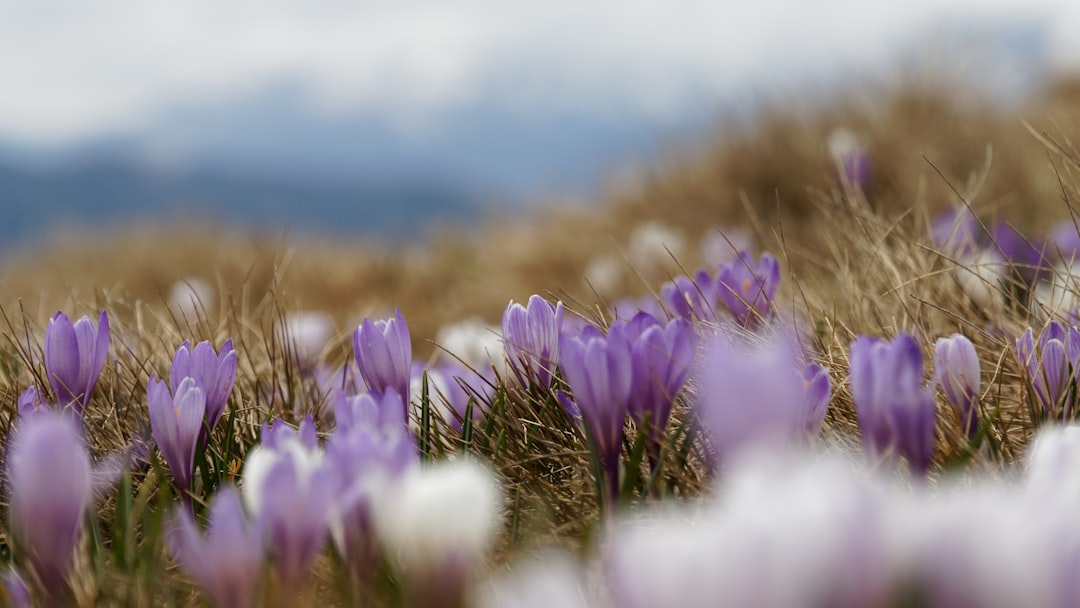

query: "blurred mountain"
(0, 161), (482, 245)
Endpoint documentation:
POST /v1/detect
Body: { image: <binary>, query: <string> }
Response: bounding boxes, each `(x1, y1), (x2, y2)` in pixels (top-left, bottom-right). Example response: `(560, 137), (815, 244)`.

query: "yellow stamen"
(741, 278), (752, 294)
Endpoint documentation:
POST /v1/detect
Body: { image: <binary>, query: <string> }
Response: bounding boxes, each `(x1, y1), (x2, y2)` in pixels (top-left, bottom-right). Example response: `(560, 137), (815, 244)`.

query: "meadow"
(4, 77), (1080, 606)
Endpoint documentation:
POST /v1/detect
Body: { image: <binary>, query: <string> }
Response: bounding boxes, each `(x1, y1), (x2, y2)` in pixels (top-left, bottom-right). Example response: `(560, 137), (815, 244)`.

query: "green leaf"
(619, 415), (650, 506)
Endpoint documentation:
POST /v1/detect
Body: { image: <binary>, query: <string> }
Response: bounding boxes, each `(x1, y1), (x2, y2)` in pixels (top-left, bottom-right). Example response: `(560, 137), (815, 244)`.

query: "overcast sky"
(1, 1), (1077, 147)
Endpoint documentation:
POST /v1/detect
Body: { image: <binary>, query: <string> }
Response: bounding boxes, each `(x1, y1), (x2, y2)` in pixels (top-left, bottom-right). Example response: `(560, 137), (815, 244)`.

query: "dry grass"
(4, 76), (1080, 604)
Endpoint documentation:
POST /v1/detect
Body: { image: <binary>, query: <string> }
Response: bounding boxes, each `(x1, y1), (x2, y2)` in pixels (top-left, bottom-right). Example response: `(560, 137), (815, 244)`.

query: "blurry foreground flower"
(933, 334), (981, 438)
(0, 570), (30, 608)
(328, 389), (418, 579)
(354, 309), (412, 410)
(695, 335), (810, 469)
(375, 459), (501, 608)
(716, 251), (780, 327)
(147, 375), (206, 493)
(44, 310), (109, 415)
(7, 413), (91, 599)
(171, 339), (237, 437)
(478, 552), (590, 608)
(170, 486), (262, 608)
(502, 295), (563, 390)
(849, 334), (936, 476)
(242, 425), (334, 590)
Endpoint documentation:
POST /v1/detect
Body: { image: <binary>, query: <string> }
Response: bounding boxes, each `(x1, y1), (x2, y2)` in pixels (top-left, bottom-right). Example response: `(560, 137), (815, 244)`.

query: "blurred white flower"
(955, 249), (1007, 309)
(168, 277), (214, 321)
(374, 458), (502, 572)
(627, 222), (684, 276)
(478, 551), (591, 608)
(700, 229), (753, 269)
(278, 311), (335, 363)
(435, 317), (504, 374)
(584, 254), (623, 296)
(1033, 261), (1080, 321)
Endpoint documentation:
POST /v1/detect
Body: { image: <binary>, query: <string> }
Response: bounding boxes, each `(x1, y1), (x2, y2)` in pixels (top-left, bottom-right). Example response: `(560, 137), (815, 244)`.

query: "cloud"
(0, 0), (1074, 146)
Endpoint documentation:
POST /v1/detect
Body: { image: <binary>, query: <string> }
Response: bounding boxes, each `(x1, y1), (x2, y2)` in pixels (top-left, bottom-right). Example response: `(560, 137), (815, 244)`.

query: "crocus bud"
(7, 413), (92, 598)
(148, 375), (206, 493)
(716, 251), (780, 327)
(169, 486), (263, 608)
(353, 309), (412, 410)
(1016, 322), (1080, 418)
(621, 312), (697, 462)
(170, 340), (237, 436)
(374, 459), (501, 608)
(933, 334), (981, 438)
(502, 295), (563, 390)
(849, 334), (936, 476)
(800, 363), (832, 437)
(43, 310), (109, 416)
(557, 324), (633, 505)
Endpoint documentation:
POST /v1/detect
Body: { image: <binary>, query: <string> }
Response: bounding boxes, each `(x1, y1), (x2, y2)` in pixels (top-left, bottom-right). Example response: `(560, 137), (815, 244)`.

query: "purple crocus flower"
(43, 310), (109, 415)
(849, 334), (936, 476)
(353, 309), (412, 411)
(828, 128), (873, 190)
(17, 385), (51, 420)
(800, 363), (832, 437)
(611, 295), (667, 324)
(619, 312), (697, 461)
(1050, 220), (1080, 266)
(557, 324), (633, 505)
(1016, 322), (1080, 418)
(659, 270), (716, 322)
(242, 431), (334, 590)
(695, 335), (806, 469)
(990, 222), (1047, 285)
(502, 295), (564, 390)
(169, 486), (263, 608)
(335, 389), (409, 436)
(261, 415), (319, 451)
(934, 334), (981, 439)
(6, 413), (91, 597)
(412, 363), (488, 432)
(147, 375), (206, 492)
(170, 339), (237, 436)
(716, 251), (780, 327)
(327, 389), (418, 578)
(930, 208), (982, 257)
